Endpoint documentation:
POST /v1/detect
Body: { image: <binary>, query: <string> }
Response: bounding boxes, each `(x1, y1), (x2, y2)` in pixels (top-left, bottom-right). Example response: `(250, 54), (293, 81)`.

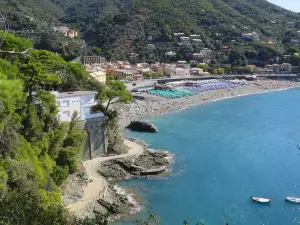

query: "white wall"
(56, 94), (103, 122)
(57, 96), (81, 122)
(81, 94), (95, 106)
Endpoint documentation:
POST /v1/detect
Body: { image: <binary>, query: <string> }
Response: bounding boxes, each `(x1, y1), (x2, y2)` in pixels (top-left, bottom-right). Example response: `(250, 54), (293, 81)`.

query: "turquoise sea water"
(118, 88), (300, 225)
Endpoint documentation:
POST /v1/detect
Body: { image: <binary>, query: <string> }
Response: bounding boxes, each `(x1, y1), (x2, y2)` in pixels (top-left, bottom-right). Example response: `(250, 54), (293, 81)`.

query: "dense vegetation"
(54, 0), (300, 64)
(0, 31), (108, 224)
(2, 0), (300, 65)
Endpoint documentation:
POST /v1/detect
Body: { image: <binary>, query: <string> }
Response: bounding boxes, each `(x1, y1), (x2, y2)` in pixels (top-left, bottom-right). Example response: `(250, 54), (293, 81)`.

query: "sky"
(268, 0), (300, 12)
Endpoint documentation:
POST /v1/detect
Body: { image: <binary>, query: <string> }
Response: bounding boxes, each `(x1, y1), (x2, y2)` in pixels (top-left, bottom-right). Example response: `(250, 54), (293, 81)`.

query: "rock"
(134, 151), (169, 169)
(148, 150), (168, 158)
(98, 149), (170, 181)
(126, 121), (158, 133)
(98, 162), (129, 180)
(94, 202), (109, 216)
(62, 171), (88, 205)
(97, 192), (134, 216)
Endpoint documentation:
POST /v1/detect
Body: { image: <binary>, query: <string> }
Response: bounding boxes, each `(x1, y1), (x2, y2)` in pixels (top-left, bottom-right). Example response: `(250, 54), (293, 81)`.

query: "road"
(66, 139), (144, 215)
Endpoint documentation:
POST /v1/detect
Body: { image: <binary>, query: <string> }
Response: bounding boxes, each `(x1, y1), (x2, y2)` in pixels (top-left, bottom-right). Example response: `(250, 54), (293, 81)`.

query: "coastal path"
(66, 138), (144, 216)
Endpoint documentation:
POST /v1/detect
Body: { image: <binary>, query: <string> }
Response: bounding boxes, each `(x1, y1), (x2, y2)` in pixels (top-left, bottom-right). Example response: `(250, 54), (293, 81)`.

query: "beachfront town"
(51, 29), (300, 124)
(85, 56), (297, 83)
(76, 29), (300, 84)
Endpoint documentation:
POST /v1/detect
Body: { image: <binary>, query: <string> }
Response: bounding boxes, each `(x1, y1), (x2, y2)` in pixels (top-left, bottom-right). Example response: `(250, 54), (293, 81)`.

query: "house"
(192, 48), (214, 63)
(222, 46), (231, 52)
(150, 63), (165, 73)
(67, 29), (78, 38)
(192, 39), (202, 43)
(129, 53), (139, 61)
(190, 68), (204, 76)
(265, 64), (280, 74)
(190, 34), (201, 38)
(165, 67), (190, 77)
(147, 44), (156, 49)
(241, 32), (259, 41)
(176, 61), (188, 68)
(280, 63), (292, 73)
(180, 37), (191, 45)
(174, 33), (185, 37)
(165, 51), (176, 56)
(53, 26), (78, 38)
(53, 91), (104, 122)
(113, 69), (141, 80)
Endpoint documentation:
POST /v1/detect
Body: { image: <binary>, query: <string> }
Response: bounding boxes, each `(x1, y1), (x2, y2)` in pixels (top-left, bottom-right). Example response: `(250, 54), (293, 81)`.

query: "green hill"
(55, 0), (300, 61)
(2, 0), (300, 63)
(1, 0), (64, 29)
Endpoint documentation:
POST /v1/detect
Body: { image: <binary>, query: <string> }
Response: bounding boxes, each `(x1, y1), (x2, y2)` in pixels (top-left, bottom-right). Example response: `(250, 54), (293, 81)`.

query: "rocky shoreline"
(63, 138), (172, 221)
(96, 139), (170, 220)
(98, 149), (169, 182)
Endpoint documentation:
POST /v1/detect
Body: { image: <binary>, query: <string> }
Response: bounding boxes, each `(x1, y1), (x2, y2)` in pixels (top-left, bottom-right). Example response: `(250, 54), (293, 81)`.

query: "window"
(62, 111), (70, 118)
(62, 100), (69, 106)
(56, 101), (60, 107)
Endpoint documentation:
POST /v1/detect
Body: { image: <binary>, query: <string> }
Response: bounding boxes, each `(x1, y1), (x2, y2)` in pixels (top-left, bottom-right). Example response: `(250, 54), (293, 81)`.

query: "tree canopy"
(0, 32), (102, 224)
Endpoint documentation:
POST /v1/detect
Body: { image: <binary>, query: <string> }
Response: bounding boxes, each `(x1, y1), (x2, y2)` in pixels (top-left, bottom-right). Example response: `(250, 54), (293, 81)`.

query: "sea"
(115, 88), (300, 225)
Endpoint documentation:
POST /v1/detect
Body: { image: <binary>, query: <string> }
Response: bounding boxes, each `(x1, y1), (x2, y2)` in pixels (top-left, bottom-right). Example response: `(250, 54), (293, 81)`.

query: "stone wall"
(79, 117), (108, 160)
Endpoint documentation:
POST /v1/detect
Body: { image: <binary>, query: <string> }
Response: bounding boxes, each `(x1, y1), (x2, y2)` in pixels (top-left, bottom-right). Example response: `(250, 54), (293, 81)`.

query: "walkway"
(66, 139), (144, 216)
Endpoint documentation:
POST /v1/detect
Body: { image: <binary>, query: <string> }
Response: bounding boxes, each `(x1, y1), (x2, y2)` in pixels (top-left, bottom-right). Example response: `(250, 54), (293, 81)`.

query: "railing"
(86, 112), (104, 120)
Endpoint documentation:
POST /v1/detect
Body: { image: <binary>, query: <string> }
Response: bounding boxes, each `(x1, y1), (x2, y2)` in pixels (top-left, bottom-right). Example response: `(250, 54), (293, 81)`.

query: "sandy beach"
(119, 80), (300, 128)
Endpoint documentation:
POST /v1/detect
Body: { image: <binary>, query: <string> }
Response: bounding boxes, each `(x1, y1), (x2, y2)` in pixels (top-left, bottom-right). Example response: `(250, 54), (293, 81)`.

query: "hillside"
(1, 0), (64, 29)
(55, 0), (300, 61)
(1, 0), (300, 63)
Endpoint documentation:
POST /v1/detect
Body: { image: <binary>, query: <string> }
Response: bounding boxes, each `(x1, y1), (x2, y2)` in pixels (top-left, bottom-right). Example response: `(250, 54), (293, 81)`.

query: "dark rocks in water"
(96, 188), (135, 216)
(135, 151), (169, 169)
(126, 121), (158, 133)
(98, 159), (133, 180)
(98, 150), (170, 181)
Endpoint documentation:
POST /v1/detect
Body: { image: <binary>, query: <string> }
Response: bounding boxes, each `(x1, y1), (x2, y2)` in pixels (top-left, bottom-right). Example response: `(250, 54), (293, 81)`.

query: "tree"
(104, 80), (132, 110)
(92, 47), (102, 55)
(0, 59), (19, 79)
(0, 31), (33, 53)
(0, 72), (24, 157)
(56, 111), (86, 173)
(287, 47), (298, 55)
(197, 63), (210, 72)
(216, 68), (225, 75)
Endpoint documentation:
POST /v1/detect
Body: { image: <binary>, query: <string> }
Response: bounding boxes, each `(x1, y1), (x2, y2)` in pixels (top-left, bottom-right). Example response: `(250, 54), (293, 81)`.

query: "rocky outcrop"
(126, 121), (158, 133)
(62, 171), (89, 205)
(93, 184), (137, 220)
(98, 149), (170, 181)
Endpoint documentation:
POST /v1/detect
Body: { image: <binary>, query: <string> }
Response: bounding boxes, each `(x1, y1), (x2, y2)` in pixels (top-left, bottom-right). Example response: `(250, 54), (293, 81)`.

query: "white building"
(180, 37), (191, 45)
(52, 91), (104, 122)
(165, 67), (190, 77)
(165, 51), (176, 56)
(241, 32), (260, 41)
(53, 26), (78, 38)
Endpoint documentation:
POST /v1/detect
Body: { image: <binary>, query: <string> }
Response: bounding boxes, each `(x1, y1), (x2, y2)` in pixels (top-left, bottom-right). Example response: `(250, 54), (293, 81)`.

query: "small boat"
(286, 197), (300, 203)
(250, 197), (272, 203)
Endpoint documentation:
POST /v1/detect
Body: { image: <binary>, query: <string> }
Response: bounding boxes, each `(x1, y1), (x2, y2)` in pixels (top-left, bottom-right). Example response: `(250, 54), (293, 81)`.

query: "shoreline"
(120, 80), (300, 128)
(64, 138), (171, 222)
